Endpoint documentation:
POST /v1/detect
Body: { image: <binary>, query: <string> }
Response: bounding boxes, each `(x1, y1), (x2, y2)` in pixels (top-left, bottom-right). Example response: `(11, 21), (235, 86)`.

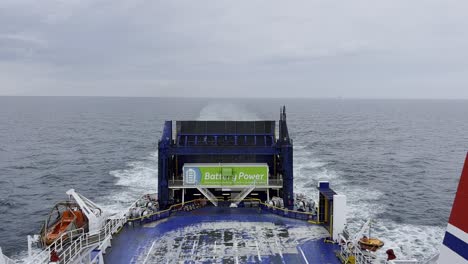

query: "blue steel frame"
(176, 134), (275, 147)
(158, 107), (294, 209)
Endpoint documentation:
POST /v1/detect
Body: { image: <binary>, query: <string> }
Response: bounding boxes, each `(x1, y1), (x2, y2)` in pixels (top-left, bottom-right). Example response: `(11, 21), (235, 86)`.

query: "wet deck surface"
(104, 207), (341, 264)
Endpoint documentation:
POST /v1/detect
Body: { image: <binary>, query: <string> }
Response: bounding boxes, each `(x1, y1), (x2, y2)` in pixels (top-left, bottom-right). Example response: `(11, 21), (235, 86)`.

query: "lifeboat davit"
(40, 202), (88, 246)
(358, 236), (384, 252)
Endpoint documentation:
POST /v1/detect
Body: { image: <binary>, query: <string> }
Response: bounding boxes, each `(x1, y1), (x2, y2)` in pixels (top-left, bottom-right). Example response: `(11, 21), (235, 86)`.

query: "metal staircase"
(231, 186), (256, 205)
(196, 187), (218, 206)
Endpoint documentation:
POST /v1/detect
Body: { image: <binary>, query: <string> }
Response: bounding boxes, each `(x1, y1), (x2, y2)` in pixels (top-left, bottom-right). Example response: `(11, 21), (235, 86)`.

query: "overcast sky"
(1, 0), (467, 98)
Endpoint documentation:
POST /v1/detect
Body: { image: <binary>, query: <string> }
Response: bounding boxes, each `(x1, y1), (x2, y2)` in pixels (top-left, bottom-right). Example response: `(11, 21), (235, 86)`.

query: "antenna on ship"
(279, 105), (290, 143)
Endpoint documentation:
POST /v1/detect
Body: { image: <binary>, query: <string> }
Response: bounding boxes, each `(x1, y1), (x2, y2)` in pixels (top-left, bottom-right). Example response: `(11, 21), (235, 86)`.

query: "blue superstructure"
(158, 106), (294, 209)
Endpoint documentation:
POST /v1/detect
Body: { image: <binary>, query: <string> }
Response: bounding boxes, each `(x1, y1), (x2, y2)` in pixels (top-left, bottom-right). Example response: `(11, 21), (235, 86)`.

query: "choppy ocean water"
(0, 97), (467, 261)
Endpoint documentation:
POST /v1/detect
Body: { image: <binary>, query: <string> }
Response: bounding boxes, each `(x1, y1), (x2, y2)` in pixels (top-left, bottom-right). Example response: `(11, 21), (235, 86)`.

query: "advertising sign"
(183, 164), (268, 186)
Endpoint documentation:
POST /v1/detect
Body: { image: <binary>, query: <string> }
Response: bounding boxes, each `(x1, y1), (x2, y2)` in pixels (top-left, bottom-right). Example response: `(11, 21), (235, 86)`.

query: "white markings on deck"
(274, 233), (285, 264)
(134, 221), (329, 263)
(190, 235), (199, 261)
(213, 241), (217, 260)
(298, 246), (310, 264)
(174, 235), (186, 261)
(255, 240), (262, 261)
(233, 233), (239, 264)
(142, 240), (156, 264)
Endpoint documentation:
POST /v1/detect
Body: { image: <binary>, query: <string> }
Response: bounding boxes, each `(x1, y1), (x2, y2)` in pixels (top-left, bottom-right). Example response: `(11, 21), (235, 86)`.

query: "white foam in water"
(103, 152), (158, 214)
(100, 101), (259, 213)
(375, 221), (444, 261)
(12, 153), (159, 262)
(293, 145), (343, 205)
(293, 145), (444, 262)
(100, 102), (258, 214)
(12, 152), (160, 262)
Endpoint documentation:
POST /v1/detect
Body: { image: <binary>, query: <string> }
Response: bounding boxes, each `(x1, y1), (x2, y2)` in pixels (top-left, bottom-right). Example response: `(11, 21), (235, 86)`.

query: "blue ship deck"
(104, 207), (341, 264)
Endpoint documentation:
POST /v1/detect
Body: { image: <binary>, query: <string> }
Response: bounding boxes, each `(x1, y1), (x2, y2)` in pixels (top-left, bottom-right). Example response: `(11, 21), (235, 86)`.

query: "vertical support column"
(27, 235), (33, 258)
(158, 121), (172, 209)
(278, 105), (294, 209)
(281, 144), (294, 209)
(158, 144), (169, 209)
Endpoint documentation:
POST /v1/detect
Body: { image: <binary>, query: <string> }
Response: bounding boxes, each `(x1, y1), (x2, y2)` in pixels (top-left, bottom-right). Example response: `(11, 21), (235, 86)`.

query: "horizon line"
(0, 95), (467, 100)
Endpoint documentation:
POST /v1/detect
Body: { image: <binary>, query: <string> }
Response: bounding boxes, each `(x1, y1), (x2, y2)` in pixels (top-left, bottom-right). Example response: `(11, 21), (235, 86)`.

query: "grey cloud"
(0, 0), (467, 98)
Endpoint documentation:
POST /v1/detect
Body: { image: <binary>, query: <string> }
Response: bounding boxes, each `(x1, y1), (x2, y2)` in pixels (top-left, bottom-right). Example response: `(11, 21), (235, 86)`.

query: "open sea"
(0, 97), (467, 261)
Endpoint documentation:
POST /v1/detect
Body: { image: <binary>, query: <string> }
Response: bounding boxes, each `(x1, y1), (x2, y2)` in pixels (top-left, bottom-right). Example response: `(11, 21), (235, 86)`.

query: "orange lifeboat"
(358, 236), (384, 252)
(40, 202), (88, 246)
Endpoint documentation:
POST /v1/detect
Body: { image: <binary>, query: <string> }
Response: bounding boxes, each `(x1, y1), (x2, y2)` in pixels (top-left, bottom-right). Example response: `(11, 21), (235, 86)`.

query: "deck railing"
(0, 247), (16, 264)
(26, 228), (85, 263)
(26, 195), (143, 264)
(25, 218), (125, 264)
(22, 194), (317, 264)
(58, 217), (126, 264)
(338, 234), (419, 264)
(388, 261), (419, 264)
(126, 197), (319, 224)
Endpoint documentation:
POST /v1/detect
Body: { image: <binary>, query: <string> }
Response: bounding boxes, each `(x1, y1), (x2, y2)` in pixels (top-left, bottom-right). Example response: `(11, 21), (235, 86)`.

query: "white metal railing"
(354, 248), (377, 264)
(338, 233), (377, 264)
(25, 193), (152, 264)
(388, 261), (419, 264)
(0, 247), (16, 264)
(339, 241), (351, 262)
(25, 218), (125, 264)
(268, 179), (283, 186)
(339, 234), (420, 264)
(26, 228), (85, 263)
(2, 193), (151, 264)
(57, 217), (126, 264)
(1, 255), (16, 264)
